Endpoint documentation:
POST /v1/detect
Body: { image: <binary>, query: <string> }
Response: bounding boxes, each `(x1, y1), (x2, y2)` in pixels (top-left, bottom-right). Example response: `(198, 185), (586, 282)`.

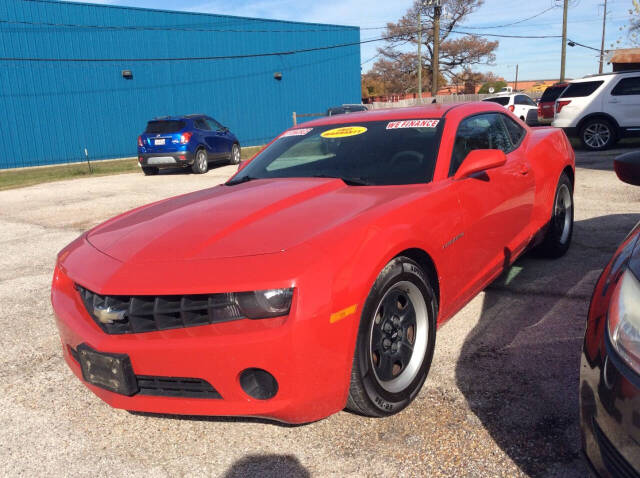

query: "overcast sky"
(65, 0), (634, 81)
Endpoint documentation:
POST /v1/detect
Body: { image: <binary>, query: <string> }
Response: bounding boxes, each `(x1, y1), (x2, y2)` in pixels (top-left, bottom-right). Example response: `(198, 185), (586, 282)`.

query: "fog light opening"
(239, 368), (278, 400)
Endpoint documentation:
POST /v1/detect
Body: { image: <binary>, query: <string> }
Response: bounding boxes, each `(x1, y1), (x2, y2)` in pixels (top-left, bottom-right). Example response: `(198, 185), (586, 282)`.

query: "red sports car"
(52, 102), (575, 424)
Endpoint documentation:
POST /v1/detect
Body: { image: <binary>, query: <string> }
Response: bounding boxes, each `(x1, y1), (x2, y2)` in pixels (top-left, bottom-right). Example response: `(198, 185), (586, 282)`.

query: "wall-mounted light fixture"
(122, 69), (133, 80)
(273, 72), (283, 81)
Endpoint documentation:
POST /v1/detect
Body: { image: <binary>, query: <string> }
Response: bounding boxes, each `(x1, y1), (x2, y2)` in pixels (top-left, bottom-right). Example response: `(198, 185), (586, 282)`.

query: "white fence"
(369, 91), (543, 110)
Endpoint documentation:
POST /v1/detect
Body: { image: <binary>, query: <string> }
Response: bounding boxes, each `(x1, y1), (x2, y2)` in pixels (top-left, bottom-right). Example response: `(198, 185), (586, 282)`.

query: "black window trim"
(448, 111), (526, 177)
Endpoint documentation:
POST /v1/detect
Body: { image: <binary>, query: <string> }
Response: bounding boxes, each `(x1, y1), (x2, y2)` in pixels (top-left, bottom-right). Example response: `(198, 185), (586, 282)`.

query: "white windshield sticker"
(386, 119), (440, 129)
(281, 128), (313, 138)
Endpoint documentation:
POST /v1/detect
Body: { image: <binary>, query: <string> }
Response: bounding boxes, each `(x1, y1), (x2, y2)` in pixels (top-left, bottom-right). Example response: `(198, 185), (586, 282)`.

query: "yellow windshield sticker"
(321, 126), (367, 139)
(330, 304), (358, 324)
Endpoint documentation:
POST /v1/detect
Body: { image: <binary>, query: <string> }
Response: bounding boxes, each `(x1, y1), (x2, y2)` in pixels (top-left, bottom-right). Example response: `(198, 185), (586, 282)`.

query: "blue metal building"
(0, 0), (361, 169)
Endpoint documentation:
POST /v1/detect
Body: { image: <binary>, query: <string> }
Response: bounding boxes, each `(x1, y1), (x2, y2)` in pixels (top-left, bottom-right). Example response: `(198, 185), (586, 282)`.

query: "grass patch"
(0, 145), (264, 192)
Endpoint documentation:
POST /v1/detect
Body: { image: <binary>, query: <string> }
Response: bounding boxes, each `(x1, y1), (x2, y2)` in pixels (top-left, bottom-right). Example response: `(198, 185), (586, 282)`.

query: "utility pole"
(599, 0), (608, 74)
(560, 0), (568, 82)
(514, 64), (519, 91)
(417, 9), (422, 101)
(432, 2), (441, 97)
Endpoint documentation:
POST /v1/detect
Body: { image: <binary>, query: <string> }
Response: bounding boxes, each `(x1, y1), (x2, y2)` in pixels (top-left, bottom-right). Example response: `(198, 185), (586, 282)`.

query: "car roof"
(484, 93), (530, 99)
(300, 102), (507, 128)
(570, 70), (640, 83)
(150, 114), (206, 121)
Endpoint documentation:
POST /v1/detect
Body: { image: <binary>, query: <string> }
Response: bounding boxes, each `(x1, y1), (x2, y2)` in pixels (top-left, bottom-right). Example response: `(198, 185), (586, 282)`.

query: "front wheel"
(229, 144), (241, 165)
(191, 149), (209, 174)
(580, 118), (617, 151)
(347, 256), (437, 417)
(537, 172), (574, 258)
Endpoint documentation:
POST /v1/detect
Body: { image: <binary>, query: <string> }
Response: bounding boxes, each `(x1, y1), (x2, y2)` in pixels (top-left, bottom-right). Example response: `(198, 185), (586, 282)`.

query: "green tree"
(478, 80), (507, 94)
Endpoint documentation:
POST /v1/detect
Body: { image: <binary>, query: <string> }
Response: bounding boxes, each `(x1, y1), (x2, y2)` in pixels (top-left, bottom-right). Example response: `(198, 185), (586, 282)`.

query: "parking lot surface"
(2, 152), (639, 477)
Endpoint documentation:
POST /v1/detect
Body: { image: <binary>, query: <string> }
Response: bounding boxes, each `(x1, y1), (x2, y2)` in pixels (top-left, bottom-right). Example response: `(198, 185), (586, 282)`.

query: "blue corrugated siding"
(0, 0), (360, 168)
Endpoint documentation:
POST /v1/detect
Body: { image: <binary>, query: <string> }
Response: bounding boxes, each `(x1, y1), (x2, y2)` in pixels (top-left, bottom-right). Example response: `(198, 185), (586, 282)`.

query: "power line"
(461, 6), (557, 29)
(0, 31), (412, 62)
(0, 17), (359, 33)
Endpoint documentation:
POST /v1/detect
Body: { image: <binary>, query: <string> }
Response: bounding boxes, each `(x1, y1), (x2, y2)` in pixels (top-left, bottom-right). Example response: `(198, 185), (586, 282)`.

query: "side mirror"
(454, 149), (507, 180)
(614, 152), (640, 186)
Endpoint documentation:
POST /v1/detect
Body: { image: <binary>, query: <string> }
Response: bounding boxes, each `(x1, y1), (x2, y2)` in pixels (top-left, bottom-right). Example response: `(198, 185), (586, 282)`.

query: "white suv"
(552, 71), (640, 150)
(482, 93), (538, 123)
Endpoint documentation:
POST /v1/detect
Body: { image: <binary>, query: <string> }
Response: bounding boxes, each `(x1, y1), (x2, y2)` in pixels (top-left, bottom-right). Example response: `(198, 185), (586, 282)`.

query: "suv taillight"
(508, 105), (515, 112)
(137, 135), (143, 147)
(180, 132), (192, 144)
(556, 100), (571, 114)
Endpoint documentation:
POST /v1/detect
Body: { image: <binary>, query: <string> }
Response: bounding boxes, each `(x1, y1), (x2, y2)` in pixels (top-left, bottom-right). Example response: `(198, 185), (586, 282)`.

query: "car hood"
(86, 178), (413, 264)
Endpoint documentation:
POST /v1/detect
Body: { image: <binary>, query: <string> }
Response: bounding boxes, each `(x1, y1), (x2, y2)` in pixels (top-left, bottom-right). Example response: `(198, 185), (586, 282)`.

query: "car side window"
(501, 115), (526, 147)
(611, 77), (640, 96)
(515, 95), (536, 106)
(207, 118), (224, 131)
(194, 119), (211, 131)
(450, 113), (512, 176)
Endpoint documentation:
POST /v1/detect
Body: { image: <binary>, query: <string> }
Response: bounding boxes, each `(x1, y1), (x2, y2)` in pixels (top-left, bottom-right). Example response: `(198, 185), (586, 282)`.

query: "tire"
(141, 166), (158, 176)
(192, 148), (209, 174)
(347, 256), (437, 417)
(537, 172), (574, 258)
(229, 143), (241, 165)
(580, 118), (617, 151)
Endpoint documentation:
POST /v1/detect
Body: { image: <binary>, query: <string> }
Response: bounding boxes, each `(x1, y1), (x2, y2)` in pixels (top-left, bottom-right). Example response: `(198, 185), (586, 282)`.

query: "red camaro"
(52, 102), (575, 424)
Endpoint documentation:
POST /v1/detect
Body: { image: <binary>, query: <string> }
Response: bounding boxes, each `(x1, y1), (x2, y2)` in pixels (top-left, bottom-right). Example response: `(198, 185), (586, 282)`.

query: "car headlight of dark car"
(608, 270), (640, 374)
(236, 288), (294, 318)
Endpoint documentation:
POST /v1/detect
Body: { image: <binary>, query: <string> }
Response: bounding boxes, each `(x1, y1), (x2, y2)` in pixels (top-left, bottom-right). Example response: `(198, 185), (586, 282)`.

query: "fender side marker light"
(330, 304), (357, 324)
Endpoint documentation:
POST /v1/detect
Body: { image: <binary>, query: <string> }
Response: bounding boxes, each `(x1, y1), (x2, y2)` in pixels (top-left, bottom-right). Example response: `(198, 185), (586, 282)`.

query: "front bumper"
(138, 151), (194, 167)
(51, 239), (360, 424)
(580, 330), (640, 476)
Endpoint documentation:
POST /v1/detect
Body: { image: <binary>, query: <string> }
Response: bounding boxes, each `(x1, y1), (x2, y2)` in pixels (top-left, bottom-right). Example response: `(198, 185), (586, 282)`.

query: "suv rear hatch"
(538, 84), (567, 119)
(141, 120), (187, 153)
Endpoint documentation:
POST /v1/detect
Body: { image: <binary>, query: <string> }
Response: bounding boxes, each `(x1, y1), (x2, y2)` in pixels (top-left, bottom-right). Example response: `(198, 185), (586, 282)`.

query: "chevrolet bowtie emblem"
(93, 305), (127, 324)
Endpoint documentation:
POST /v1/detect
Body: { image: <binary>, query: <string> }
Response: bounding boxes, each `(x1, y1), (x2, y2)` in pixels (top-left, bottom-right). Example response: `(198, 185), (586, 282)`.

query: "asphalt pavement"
(1, 149), (639, 477)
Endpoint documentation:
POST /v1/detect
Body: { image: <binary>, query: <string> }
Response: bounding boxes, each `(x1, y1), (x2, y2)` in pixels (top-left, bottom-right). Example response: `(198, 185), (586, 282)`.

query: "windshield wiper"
(310, 174), (372, 186)
(226, 175), (254, 186)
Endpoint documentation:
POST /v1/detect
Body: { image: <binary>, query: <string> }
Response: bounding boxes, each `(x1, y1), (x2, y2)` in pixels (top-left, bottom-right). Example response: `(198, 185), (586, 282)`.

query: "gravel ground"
(1, 151), (639, 477)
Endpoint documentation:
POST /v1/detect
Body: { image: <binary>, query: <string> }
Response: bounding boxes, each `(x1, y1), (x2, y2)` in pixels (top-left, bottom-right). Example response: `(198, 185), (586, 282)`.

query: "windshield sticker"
(386, 119), (440, 130)
(320, 126), (368, 138)
(281, 128), (313, 138)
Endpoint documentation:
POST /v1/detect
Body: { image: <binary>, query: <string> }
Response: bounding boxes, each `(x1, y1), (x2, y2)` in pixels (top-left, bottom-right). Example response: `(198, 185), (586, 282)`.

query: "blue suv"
(137, 114), (240, 175)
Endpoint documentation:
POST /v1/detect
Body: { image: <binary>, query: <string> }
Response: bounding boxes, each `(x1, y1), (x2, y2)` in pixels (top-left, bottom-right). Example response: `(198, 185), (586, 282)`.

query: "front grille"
(137, 376), (222, 399)
(76, 285), (244, 334)
(594, 420), (640, 478)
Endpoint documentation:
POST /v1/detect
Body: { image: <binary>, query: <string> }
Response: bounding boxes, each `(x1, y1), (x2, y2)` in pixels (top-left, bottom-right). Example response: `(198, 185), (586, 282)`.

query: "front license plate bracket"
(77, 344), (138, 396)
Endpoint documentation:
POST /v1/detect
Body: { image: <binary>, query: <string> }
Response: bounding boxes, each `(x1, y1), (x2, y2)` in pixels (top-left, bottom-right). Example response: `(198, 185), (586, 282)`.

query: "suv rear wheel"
(142, 166), (159, 176)
(580, 118), (617, 151)
(192, 148), (209, 174)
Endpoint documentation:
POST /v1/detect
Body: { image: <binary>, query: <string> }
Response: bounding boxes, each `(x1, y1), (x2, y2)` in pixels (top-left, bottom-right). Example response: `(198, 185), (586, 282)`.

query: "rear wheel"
(141, 166), (158, 176)
(537, 172), (574, 258)
(347, 256), (437, 417)
(580, 118), (617, 151)
(229, 143), (241, 165)
(192, 148), (208, 174)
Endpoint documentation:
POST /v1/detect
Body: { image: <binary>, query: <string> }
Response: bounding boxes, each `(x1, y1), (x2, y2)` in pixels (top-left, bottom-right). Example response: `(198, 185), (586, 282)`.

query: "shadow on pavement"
(455, 213), (639, 476)
(222, 454), (310, 478)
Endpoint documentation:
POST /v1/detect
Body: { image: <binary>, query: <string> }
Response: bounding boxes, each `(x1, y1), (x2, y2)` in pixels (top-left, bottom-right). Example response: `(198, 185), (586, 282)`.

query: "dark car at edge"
(581, 151), (640, 477)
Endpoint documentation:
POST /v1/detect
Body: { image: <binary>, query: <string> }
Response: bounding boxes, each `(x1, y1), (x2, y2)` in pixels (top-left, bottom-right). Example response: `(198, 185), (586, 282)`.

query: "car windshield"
(145, 120), (186, 134)
(229, 119), (443, 186)
(483, 97), (510, 106)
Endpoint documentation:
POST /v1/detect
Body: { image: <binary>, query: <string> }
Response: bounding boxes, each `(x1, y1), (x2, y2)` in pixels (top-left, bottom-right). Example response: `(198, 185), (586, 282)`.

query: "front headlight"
(236, 288), (294, 319)
(608, 270), (640, 374)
